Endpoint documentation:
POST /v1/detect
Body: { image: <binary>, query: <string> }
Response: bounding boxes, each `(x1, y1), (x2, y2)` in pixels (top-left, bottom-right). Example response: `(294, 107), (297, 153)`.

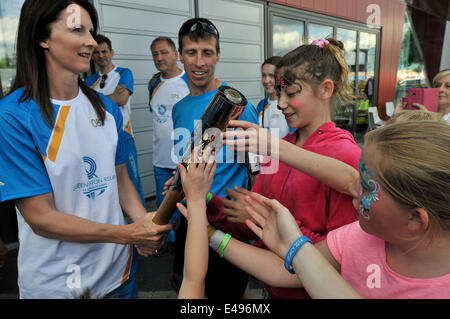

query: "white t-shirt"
(0, 88), (134, 298)
(257, 98), (290, 138)
(443, 112), (450, 124)
(86, 66), (134, 137)
(149, 71), (190, 169)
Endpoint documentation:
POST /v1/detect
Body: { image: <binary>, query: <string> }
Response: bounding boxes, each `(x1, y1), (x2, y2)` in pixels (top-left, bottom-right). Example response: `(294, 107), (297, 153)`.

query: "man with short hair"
(85, 34), (145, 205)
(171, 18), (259, 299)
(149, 37), (190, 243)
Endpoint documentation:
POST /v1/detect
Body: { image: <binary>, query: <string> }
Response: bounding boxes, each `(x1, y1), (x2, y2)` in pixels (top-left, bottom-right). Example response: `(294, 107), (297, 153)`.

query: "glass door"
(359, 32), (377, 105)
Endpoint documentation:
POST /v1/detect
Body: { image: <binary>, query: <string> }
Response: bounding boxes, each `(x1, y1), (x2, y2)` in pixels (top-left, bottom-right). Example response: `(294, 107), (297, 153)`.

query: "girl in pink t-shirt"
(217, 118), (450, 299)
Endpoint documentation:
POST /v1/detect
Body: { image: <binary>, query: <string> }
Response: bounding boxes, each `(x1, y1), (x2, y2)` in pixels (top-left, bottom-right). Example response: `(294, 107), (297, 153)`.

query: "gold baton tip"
(224, 88), (242, 104)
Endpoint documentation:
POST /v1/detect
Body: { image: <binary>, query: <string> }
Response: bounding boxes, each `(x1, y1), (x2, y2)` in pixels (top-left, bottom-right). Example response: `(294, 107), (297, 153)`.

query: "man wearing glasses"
(86, 34), (145, 206)
(171, 18), (258, 299)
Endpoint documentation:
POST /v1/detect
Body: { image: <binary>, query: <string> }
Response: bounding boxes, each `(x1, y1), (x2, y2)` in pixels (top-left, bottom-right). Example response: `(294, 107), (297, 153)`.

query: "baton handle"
(152, 188), (185, 225)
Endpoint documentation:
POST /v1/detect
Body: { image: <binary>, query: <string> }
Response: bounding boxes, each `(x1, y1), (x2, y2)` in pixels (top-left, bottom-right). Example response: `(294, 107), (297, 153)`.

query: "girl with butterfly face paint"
(357, 160), (381, 221)
(211, 116), (450, 299)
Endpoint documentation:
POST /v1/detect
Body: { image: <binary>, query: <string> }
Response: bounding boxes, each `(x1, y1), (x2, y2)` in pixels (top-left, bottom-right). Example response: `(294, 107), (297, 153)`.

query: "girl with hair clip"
(205, 38), (362, 299)
(0, 0), (171, 299)
(216, 119), (450, 299)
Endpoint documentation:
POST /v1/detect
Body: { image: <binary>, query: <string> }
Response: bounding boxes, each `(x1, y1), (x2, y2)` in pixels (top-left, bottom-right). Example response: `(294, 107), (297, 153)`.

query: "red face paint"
(291, 97), (303, 109)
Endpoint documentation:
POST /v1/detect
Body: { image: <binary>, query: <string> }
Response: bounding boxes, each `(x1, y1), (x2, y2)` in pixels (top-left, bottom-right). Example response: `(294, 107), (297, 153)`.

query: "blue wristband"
(284, 236), (312, 274)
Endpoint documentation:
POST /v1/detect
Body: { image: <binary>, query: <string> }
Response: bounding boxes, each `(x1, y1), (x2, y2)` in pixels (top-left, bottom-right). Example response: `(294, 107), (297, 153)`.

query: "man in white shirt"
(148, 37), (190, 242)
(86, 34), (145, 205)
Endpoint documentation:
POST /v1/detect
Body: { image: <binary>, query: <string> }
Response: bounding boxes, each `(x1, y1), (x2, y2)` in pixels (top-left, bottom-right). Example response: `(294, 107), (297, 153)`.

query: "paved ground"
(0, 198), (263, 299)
(0, 244), (263, 299)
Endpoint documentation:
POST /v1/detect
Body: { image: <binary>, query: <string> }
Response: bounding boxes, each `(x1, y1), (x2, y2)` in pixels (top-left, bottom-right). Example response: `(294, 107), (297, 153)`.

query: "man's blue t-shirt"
(172, 83), (258, 197)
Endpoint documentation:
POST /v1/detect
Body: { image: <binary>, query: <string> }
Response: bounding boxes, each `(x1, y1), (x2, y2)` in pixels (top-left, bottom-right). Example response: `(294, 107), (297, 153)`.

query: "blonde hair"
(432, 69), (450, 87)
(387, 110), (444, 125)
(365, 120), (450, 231)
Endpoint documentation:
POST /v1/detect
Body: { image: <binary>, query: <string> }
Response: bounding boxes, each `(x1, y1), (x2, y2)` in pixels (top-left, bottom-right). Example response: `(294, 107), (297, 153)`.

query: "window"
(308, 23), (333, 42)
(268, 5), (380, 137)
(336, 28), (357, 94)
(272, 16), (304, 57)
(359, 32), (377, 105)
(0, 0), (25, 97)
(394, 11), (428, 105)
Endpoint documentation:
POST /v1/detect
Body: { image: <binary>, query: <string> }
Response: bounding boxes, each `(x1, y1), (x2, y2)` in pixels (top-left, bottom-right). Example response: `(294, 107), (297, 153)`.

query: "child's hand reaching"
(244, 192), (302, 260)
(178, 146), (216, 204)
(177, 146), (216, 299)
(222, 120), (278, 158)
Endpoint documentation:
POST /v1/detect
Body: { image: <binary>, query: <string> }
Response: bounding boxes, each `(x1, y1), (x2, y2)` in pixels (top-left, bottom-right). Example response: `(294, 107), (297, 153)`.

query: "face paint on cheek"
(357, 159), (381, 221)
(358, 179), (381, 221)
(292, 97), (303, 109)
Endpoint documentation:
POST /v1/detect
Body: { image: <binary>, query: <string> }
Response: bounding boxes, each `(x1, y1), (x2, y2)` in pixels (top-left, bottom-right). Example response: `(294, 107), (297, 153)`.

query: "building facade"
(3, 0), (449, 200)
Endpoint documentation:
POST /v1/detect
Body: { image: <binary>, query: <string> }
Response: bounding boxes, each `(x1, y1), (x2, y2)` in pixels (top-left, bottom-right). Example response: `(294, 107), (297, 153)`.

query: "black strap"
(148, 72), (161, 103)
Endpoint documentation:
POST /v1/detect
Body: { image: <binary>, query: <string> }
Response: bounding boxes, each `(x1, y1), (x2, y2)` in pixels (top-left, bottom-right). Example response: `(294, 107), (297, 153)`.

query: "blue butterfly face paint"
(358, 160), (381, 221)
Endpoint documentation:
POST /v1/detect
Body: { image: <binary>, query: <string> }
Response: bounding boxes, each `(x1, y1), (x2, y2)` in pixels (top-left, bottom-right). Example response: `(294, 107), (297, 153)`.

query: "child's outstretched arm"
(177, 148), (216, 299)
(245, 192), (363, 299)
(223, 120), (359, 197)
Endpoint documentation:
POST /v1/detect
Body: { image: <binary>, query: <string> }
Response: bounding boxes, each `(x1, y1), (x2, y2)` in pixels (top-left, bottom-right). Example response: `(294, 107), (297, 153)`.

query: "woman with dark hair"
(0, 0), (171, 299)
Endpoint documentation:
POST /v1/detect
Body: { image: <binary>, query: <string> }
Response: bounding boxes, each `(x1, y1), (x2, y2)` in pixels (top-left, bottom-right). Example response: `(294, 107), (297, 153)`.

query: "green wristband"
(206, 192), (213, 205)
(219, 234), (232, 257)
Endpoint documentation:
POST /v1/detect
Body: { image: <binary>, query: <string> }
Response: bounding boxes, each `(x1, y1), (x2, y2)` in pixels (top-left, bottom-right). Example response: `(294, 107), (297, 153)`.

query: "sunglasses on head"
(188, 21), (219, 37)
(99, 74), (108, 89)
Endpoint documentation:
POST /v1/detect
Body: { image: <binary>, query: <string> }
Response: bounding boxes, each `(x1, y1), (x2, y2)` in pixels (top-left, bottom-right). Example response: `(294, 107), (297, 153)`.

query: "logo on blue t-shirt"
(83, 156), (98, 180)
(82, 156), (107, 199)
(72, 156), (116, 199)
(156, 105), (168, 124)
(158, 105), (167, 115)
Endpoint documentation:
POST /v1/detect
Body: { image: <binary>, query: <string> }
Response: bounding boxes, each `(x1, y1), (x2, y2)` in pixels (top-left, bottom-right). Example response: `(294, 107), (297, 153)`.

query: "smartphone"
(401, 88), (439, 112)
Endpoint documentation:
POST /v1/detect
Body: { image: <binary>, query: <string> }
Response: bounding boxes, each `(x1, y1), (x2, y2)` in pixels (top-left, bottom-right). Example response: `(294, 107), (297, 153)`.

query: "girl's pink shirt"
(327, 221), (450, 299)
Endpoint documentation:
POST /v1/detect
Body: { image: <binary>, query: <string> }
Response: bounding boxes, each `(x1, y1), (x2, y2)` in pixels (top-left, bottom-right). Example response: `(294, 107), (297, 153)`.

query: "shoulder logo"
(91, 118), (104, 127)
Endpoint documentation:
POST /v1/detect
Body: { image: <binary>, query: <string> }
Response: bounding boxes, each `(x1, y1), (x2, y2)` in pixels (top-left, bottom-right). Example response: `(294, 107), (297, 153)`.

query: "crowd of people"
(0, 0), (449, 299)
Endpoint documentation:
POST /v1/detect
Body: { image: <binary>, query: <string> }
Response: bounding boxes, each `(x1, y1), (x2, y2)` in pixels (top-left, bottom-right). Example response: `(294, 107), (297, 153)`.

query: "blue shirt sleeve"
(117, 68), (134, 95)
(84, 73), (100, 88)
(0, 96), (52, 202)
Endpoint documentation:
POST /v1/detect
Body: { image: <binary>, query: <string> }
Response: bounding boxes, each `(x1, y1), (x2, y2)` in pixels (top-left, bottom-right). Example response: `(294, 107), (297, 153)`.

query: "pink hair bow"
(311, 38), (329, 48)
